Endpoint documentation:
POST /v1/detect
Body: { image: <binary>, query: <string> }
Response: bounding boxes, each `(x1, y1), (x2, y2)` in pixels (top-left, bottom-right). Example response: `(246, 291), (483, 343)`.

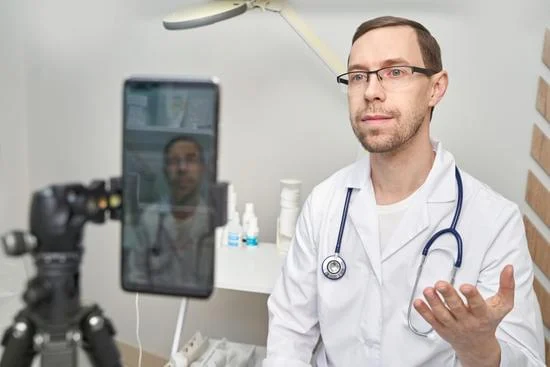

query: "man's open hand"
(413, 264), (515, 367)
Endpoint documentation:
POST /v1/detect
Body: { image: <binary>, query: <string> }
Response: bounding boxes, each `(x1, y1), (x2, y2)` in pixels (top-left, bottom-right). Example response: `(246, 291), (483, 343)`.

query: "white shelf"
(214, 243), (287, 294)
(126, 125), (213, 135)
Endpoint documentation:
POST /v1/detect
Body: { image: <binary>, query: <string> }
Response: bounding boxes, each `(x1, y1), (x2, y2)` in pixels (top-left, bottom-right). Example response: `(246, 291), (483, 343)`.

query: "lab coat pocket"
(317, 263), (369, 345)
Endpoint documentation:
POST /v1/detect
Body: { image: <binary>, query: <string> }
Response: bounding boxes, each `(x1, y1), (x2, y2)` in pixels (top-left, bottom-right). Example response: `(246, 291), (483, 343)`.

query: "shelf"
(214, 242), (286, 294)
(126, 125), (213, 136)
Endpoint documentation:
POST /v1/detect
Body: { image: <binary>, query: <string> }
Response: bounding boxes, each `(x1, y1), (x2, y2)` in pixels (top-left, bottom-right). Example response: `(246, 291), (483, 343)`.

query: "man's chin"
(174, 191), (191, 201)
(358, 136), (396, 153)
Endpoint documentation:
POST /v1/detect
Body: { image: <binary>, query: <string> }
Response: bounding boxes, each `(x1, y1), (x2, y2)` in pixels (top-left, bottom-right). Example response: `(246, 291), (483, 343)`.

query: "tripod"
(0, 178), (123, 367)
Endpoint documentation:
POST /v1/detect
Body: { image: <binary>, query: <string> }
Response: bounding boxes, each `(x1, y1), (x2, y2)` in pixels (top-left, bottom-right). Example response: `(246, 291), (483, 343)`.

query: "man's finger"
(460, 284), (488, 318)
(497, 264), (515, 312)
(435, 281), (469, 319)
(423, 287), (456, 326)
(413, 299), (445, 332)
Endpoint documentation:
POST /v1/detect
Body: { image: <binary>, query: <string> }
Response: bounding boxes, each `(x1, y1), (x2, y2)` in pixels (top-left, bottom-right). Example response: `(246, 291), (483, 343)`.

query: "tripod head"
(3, 178), (122, 257)
(0, 178), (123, 367)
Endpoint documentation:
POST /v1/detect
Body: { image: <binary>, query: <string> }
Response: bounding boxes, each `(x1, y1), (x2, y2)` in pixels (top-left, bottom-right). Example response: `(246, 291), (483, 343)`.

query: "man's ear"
(428, 70), (449, 108)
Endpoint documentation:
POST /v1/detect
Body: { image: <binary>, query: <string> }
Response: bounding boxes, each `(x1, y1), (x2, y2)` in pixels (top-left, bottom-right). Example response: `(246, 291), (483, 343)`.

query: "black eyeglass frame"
(336, 66), (438, 85)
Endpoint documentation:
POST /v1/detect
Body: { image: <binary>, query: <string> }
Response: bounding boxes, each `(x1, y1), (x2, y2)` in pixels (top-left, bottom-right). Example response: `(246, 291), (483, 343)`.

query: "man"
(125, 135), (213, 291)
(263, 16), (546, 366)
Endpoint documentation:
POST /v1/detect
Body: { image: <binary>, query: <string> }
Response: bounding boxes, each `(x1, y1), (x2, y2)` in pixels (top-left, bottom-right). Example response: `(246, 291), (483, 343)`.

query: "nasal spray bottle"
(220, 184), (238, 247)
(242, 203), (259, 246)
(226, 209), (242, 247)
(276, 179), (301, 254)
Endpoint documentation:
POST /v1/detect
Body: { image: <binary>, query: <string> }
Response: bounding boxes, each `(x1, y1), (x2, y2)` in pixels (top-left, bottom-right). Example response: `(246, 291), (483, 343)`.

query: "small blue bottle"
(245, 216), (259, 247)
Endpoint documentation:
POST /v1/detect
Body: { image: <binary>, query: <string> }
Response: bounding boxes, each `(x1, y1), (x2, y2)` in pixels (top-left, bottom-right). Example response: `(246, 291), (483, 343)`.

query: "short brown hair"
(351, 16), (442, 72)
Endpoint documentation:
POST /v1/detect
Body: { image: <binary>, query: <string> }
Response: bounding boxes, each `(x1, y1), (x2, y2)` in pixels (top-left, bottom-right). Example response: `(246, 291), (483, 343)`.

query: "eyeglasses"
(165, 156), (201, 167)
(336, 66), (437, 92)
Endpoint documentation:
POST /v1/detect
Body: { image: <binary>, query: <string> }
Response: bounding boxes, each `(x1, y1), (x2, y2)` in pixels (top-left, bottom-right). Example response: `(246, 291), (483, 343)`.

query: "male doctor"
(263, 16), (546, 367)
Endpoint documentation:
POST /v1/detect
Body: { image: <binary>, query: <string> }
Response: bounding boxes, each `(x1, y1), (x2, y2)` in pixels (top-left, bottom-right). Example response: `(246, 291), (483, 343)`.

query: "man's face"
(347, 25), (444, 153)
(164, 141), (204, 203)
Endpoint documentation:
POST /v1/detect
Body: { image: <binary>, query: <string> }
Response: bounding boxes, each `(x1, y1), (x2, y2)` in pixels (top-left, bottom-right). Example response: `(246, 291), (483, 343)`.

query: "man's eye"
(384, 68), (407, 78)
(351, 73), (365, 81)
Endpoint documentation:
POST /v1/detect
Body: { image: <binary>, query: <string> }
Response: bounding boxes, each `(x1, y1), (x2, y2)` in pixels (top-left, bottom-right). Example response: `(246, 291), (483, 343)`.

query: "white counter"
(214, 242), (287, 294)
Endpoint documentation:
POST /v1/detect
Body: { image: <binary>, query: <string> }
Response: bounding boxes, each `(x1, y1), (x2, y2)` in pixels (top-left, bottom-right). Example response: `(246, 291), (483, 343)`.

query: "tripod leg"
(0, 314), (37, 367)
(80, 305), (122, 367)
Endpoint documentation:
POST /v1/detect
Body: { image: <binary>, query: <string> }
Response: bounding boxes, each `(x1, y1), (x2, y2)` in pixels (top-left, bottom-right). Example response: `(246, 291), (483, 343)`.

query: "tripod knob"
(23, 278), (52, 306)
(12, 322), (29, 339)
(88, 315), (105, 332)
(1, 231), (37, 256)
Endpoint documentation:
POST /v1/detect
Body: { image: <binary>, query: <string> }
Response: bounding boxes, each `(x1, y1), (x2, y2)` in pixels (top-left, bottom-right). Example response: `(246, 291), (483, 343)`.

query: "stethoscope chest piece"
(322, 254), (346, 280)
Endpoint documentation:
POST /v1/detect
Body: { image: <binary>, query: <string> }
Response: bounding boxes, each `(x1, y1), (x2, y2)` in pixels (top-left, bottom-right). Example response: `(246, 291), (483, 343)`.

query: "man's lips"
(361, 114), (393, 124)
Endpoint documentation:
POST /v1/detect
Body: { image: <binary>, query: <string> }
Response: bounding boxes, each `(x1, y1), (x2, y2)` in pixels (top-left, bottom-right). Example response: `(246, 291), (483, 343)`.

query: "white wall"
(0, 0), (32, 350)
(1, 0), (548, 360)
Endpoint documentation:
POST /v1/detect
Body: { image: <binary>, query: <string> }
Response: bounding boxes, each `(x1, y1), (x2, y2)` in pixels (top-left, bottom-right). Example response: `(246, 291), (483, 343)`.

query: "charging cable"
(135, 293), (143, 367)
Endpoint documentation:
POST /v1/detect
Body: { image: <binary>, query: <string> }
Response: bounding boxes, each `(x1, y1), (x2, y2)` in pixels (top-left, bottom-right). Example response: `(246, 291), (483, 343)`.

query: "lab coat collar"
(343, 139), (457, 204)
(345, 139), (458, 283)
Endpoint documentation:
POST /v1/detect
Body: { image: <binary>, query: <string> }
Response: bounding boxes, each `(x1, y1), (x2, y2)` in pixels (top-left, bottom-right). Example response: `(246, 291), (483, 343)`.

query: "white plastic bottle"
(277, 179), (301, 254)
(241, 203), (255, 241)
(227, 210), (242, 247)
(245, 216), (259, 247)
(220, 185), (237, 247)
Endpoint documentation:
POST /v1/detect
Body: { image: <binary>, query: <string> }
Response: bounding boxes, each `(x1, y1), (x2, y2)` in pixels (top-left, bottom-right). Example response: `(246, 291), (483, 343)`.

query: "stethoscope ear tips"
(322, 254), (347, 280)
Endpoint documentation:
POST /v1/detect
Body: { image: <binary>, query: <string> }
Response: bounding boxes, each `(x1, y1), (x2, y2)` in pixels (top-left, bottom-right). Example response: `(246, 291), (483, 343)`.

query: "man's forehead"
(168, 141), (199, 154)
(349, 25), (423, 68)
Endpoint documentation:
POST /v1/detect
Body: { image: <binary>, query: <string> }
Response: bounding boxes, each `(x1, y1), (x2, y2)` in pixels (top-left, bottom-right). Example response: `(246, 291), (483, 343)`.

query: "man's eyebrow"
(348, 58), (413, 71)
(380, 57), (412, 67)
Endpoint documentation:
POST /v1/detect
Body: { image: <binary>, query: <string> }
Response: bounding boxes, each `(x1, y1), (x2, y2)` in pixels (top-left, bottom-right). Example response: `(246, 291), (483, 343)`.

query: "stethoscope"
(321, 167), (464, 337)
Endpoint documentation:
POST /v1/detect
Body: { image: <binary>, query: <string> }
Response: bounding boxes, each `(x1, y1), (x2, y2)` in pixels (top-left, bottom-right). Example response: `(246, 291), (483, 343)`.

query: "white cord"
(135, 293), (143, 367)
(170, 297), (188, 357)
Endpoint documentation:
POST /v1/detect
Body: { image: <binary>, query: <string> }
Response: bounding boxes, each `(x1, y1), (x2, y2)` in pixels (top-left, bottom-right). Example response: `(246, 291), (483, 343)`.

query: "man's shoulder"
(308, 159), (361, 204)
(460, 169), (521, 221)
(137, 203), (166, 227)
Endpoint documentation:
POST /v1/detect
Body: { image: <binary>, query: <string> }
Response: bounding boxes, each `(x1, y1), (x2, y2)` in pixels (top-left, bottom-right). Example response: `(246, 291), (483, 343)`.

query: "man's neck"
(171, 192), (200, 221)
(370, 133), (435, 205)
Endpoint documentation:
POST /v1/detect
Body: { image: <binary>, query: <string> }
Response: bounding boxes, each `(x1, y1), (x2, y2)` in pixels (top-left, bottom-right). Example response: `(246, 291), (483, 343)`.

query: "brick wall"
(527, 27), (550, 367)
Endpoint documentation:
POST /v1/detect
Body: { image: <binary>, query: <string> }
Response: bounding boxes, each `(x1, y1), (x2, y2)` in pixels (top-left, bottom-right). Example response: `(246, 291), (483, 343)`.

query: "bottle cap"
(244, 202), (255, 214)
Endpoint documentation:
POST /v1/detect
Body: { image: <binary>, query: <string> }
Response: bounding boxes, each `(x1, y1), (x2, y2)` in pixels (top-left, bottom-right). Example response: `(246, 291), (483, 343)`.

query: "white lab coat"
(264, 141), (546, 367)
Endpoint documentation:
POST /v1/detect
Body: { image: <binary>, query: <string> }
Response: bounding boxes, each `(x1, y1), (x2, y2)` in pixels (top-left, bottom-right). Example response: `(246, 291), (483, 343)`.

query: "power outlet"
(180, 331), (209, 363)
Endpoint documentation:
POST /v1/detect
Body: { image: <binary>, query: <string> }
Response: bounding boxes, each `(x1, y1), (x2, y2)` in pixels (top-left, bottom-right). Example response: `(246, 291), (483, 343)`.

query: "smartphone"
(120, 75), (220, 298)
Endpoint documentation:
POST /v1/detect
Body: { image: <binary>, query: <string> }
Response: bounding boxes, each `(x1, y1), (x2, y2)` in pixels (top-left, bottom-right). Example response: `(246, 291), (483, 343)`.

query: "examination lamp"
(162, 0), (345, 76)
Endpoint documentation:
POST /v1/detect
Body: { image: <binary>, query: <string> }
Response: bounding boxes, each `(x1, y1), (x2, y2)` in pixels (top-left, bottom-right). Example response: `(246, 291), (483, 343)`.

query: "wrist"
(456, 337), (501, 367)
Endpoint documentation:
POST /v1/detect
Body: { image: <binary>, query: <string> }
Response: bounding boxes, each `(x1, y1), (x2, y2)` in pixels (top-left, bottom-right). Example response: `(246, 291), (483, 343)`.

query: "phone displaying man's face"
(164, 139), (205, 205)
(120, 77), (219, 299)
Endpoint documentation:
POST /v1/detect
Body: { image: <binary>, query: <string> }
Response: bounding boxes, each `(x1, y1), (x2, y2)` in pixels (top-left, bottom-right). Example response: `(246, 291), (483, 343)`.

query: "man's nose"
(175, 160), (189, 170)
(363, 74), (386, 102)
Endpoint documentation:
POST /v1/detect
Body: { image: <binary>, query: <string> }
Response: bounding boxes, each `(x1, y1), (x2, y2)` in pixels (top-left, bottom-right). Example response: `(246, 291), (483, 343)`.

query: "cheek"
(393, 89), (426, 117)
(348, 94), (363, 115)
(190, 167), (203, 178)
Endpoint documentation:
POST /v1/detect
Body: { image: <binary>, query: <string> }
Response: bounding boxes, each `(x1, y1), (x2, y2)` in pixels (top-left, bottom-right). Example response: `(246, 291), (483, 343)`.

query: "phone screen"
(120, 76), (219, 298)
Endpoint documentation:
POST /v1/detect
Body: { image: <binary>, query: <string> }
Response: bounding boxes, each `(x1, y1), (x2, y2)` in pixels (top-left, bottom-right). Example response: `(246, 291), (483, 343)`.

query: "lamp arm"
(162, 0), (346, 77)
(272, 3), (346, 77)
(251, 0), (347, 76)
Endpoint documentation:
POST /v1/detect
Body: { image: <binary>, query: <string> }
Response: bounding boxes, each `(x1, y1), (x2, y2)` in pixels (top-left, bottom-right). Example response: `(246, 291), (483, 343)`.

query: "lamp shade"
(163, 2), (249, 30)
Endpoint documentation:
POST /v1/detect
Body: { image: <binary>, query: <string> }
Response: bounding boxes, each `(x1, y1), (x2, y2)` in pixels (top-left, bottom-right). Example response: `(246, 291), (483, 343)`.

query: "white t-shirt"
(376, 188), (420, 250)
